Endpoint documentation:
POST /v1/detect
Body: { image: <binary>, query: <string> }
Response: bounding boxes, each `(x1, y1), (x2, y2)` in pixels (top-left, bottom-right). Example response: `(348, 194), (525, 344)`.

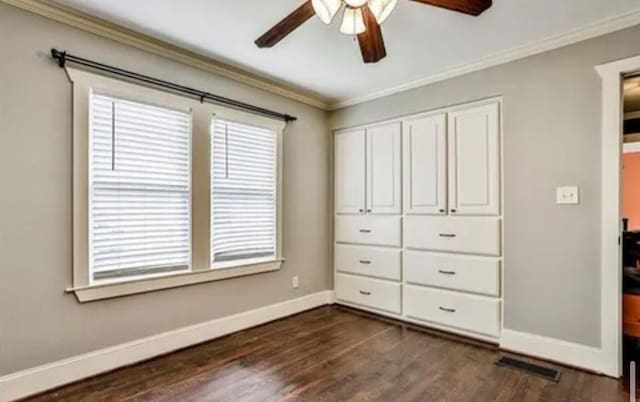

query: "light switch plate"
(556, 186), (580, 205)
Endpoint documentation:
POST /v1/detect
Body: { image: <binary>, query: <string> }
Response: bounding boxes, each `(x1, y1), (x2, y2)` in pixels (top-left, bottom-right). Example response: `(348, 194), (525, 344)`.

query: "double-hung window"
(211, 118), (277, 266)
(89, 94), (192, 281)
(69, 68), (284, 302)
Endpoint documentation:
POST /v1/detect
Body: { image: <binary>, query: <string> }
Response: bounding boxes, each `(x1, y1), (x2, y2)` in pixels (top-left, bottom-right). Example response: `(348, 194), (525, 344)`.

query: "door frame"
(596, 54), (640, 378)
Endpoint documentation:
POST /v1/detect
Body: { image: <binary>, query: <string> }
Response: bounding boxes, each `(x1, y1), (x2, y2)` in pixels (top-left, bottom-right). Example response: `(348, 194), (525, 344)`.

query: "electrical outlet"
(556, 186), (580, 205)
(292, 275), (299, 289)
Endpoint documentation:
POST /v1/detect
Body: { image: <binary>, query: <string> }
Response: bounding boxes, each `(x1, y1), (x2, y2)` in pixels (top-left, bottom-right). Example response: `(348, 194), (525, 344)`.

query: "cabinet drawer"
(335, 245), (401, 280)
(405, 285), (500, 337)
(335, 273), (401, 314)
(404, 216), (500, 256)
(405, 251), (500, 296)
(335, 215), (401, 247)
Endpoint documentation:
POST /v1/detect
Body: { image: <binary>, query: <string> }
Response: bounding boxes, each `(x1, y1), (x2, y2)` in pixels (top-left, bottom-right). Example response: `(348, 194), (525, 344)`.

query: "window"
(68, 68), (284, 302)
(89, 94), (191, 281)
(211, 118), (276, 265)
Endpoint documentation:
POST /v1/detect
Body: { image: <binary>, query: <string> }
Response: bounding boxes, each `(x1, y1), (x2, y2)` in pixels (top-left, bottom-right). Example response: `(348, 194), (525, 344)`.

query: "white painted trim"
(332, 96), (503, 132)
(624, 142), (640, 153)
(595, 54), (640, 378)
(0, 0), (330, 110)
(500, 329), (603, 373)
(69, 260), (285, 303)
(330, 9), (640, 109)
(0, 290), (334, 401)
(4, 1), (640, 111)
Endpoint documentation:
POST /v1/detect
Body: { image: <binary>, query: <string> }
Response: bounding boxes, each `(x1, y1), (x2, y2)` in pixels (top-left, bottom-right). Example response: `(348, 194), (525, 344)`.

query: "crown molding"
(330, 8), (640, 110)
(5, 0), (640, 113)
(1, 0), (332, 110)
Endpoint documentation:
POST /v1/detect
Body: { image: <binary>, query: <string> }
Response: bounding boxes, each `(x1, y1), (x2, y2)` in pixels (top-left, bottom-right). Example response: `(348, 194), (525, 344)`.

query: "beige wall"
(0, 3), (331, 376)
(331, 24), (640, 348)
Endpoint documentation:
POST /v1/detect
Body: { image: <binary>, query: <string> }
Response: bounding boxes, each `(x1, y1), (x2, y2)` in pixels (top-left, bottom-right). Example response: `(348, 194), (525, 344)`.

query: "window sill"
(66, 258), (284, 303)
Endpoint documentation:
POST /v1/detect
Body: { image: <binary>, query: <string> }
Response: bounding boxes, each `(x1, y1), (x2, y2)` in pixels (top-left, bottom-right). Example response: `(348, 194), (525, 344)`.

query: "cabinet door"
(335, 129), (366, 214)
(403, 113), (447, 215)
(366, 123), (402, 214)
(448, 102), (500, 216)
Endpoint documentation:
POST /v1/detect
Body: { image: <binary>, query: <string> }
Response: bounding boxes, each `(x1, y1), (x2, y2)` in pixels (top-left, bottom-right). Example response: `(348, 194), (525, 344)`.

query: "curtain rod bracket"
(51, 48), (66, 68)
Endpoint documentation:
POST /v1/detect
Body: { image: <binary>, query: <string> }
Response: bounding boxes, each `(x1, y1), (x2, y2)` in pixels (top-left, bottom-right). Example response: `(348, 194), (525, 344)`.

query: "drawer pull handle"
(359, 229), (372, 233)
(439, 307), (456, 313)
(359, 290), (372, 296)
(439, 233), (456, 238)
(359, 260), (372, 265)
(438, 270), (456, 275)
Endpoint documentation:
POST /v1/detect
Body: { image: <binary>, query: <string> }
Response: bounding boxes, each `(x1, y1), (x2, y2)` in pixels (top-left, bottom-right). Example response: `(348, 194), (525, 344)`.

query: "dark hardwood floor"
(25, 306), (628, 402)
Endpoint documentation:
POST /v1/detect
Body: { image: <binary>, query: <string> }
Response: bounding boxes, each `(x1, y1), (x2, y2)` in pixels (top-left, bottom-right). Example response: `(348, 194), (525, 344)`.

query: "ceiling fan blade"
(357, 7), (387, 63)
(409, 0), (492, 16)
(255, 1), (316, 48)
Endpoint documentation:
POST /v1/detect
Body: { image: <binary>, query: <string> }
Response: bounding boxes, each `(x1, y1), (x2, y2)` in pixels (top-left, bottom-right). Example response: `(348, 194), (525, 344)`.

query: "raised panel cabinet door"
(335, 129), (366, 214)
(448, 102), (500, 216)
(366, 123), (402, 214)
(403, 113), (447, 215)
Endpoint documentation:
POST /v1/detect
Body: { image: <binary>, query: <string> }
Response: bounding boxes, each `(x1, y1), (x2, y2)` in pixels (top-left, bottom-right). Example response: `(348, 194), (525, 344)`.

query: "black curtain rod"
(50, 49), (297, 123)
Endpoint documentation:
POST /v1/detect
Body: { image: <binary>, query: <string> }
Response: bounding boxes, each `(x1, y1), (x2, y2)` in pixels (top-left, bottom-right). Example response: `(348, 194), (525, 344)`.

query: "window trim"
(67, 68), (284, 302)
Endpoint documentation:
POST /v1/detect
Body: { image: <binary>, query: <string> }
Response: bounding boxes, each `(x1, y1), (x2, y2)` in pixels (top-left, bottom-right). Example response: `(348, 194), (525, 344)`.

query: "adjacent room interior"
(2, 0), (640, 401)
(623, 74), (640, 373)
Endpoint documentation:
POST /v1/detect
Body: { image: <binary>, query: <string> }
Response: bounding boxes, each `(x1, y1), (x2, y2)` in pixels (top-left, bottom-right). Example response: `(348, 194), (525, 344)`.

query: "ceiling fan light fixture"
(311, 0), (342, 24)
(340, 7), (366, 35)
(367, 0), (398, 24)
(343, 0), (368, 7)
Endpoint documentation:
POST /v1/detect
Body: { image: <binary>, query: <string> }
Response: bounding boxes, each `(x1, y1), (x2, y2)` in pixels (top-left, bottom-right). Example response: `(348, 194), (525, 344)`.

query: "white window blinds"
(89, 94), (191, 281)
(211, 118), (277, 264)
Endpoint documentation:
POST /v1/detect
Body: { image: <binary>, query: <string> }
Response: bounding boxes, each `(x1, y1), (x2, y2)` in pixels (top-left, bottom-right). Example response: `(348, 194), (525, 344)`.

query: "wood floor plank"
(24, 306), (625, 402)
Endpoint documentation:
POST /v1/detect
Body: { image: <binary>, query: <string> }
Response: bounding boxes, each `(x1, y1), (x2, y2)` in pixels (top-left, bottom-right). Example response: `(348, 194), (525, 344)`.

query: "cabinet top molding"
(333, 96), (502, 134)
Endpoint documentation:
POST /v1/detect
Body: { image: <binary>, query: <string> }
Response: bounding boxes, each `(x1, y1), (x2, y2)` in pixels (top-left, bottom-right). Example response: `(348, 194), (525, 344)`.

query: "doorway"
(622, 75), (640, 378)
(597, 55), (640, 379)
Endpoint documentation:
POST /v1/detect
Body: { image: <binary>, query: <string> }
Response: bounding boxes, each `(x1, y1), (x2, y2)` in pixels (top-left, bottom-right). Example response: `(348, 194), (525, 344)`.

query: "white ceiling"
(53, 0), (640, 105)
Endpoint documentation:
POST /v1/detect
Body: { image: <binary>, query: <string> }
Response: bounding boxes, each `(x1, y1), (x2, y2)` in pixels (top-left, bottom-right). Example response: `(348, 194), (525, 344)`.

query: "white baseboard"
(500, 329), (607, 375)
(0, 290), (334, 401)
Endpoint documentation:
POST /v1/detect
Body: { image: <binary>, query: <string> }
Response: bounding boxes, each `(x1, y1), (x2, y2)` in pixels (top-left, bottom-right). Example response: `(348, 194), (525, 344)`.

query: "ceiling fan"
(255, 0), (492, 64)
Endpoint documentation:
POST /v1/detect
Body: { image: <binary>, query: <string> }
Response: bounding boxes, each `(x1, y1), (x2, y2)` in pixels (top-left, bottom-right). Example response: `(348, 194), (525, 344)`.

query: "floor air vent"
(496, 356), (561, 382)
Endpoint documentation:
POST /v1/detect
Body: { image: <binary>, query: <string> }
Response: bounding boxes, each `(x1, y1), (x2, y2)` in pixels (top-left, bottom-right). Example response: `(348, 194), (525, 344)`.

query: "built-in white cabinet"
(366, 123), (402, 215)
(334, 99), (503, 343)
(403, 113), (447, 215)
(334, 129), (366, 214)
(334, 123), (401, 215)
(448, 102), (500, 216)
(335, 215), (402, 247)
(404, 216), (501, 256)
(403, 103), (500, 216)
